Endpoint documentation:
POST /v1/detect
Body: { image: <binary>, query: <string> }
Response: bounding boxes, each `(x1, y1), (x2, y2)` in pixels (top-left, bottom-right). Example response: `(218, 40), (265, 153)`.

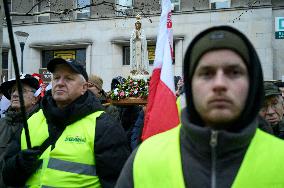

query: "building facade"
(2, 0), (284, 90)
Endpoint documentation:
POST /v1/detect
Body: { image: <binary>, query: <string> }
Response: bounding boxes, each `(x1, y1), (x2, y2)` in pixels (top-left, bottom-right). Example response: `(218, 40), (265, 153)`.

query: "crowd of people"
(0, 25), (284, 187)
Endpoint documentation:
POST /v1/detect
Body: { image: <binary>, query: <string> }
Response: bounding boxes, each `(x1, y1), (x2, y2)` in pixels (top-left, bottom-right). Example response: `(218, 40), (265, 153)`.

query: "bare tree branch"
(9, 0), (159, 22)
(231, 0), (259, 23)
(26, 0), (46, 14)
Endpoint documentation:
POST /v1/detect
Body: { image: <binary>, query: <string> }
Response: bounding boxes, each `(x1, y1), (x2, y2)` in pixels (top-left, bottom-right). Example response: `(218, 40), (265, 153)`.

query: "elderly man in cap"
(259, 82), (284, 139)
(88, 74), (107, 103)
(88, 74), (121, 122)
(116, 26), (284, 187)
(2, 58), (130, 188)
(0, 74), (40, 188)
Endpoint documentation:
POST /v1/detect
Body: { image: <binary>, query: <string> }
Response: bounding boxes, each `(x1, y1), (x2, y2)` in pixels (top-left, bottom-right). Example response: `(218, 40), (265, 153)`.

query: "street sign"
(275, 31), (284, 39)
(275, 17), (284, 39)
(39, 68), (52, 83)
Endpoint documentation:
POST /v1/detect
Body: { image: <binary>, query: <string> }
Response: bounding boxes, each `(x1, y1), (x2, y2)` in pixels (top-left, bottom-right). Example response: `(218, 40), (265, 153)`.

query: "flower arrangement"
(109, 76), (149, 100)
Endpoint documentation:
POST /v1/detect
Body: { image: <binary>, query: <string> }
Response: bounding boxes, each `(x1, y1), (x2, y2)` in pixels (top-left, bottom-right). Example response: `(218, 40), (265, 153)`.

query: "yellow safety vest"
(134, 126), (284, 188)
(21, 109), (104, 188)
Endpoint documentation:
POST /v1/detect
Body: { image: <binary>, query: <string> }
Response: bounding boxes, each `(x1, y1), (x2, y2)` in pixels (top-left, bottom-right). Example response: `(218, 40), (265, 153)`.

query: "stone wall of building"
(4, 7), (279, 89)
(272, 8), (284, 80)
(11, 0), (34, 24)
(2, 0), (284, 89)
(272, 0), (284, 7)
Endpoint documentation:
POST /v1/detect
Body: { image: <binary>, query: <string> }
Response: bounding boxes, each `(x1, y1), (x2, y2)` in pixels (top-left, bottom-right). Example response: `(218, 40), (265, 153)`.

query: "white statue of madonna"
(130, 14), (149, 79)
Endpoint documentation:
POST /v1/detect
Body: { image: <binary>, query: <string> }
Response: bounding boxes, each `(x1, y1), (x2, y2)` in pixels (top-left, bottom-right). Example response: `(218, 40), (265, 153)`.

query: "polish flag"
(141, 0), (179, 141)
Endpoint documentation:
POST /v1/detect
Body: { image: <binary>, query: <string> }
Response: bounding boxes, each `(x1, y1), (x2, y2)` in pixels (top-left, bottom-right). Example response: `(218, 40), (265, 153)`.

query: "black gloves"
(17, 148), (42, 175)
(2, 148), (43, 186)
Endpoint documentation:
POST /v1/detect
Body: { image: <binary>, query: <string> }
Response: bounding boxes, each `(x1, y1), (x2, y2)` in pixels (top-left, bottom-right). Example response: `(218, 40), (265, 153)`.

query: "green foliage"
(110, 76), (149, 100)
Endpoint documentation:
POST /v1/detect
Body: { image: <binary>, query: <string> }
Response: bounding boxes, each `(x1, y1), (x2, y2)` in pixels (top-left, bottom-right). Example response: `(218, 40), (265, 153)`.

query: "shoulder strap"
(37, 110), (104, 154)
(38, 126), (65, 154)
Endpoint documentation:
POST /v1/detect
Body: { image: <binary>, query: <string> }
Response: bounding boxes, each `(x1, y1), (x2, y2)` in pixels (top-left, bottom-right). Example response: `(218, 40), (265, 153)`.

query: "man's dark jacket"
(2, 91), (130, 188)
(272, 118), (284, 139)
(0, 104), (40, 188)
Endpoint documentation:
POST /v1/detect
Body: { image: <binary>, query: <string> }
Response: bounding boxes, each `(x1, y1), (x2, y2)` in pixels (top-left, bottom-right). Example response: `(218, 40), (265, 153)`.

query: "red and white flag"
(141, 0), (179, 141)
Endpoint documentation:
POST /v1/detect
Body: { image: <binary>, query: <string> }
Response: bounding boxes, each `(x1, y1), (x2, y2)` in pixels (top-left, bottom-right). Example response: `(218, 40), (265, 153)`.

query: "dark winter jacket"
(118, 105), (142, 148)
(0, 104), (40, 188)
(116, 26), (265, 188)
(105, 104), (121, 122)
(2, 91), (130, 188)
(130, 109), (144, 151)
(257, 116), (273, 135)
(271, 119), (284, 139)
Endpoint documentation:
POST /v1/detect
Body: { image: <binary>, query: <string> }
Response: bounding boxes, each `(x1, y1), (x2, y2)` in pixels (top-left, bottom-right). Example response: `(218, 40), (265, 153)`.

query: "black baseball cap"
(47, 58), (88, 81)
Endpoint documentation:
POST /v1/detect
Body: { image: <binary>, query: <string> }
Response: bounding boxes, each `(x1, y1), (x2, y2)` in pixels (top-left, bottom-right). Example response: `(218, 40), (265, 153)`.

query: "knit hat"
(89, 75), (103, 91)
(263, 82), (281, 97)
(188, 26), (250, 78)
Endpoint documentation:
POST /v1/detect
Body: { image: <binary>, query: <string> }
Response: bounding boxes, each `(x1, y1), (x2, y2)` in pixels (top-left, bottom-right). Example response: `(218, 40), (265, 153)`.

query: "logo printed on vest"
(64, 135), (86, 144)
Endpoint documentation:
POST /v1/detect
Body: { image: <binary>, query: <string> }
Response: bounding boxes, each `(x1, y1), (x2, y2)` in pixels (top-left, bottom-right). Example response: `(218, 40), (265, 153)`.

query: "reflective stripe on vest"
(21, 109), (104, 188)
(134, 126), (284, 187)
(47, 158), (96, 176)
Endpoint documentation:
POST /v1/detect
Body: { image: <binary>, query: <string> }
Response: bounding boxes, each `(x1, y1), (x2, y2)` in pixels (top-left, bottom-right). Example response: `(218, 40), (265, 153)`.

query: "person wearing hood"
(0, 74), (41, 188)
(115, 26), (284, 187)
(2, 58), (130, 188)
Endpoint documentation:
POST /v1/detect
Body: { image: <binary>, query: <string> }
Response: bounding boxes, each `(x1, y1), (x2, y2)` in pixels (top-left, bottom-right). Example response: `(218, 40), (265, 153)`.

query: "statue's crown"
(135, 14), (141, 23)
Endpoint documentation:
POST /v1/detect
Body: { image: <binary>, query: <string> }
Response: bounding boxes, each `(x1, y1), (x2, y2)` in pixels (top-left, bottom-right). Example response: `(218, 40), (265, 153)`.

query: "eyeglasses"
(88, 82), (105, 95)
(9, 88), (36, 96)
(88, 82), (101, 91)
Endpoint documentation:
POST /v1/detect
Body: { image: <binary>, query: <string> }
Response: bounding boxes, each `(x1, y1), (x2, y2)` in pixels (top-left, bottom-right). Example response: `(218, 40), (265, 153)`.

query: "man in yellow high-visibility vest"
(2, 58), (130, 188)
(116, 26), (284, 188)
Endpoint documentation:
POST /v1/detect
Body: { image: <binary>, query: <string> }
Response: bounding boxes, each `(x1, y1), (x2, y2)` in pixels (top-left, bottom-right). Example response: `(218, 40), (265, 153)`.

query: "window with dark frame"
(123, 46), (130, 65)
(116, 0), (133, 16)
(7, 0), (11, 12)
(2, 52), (8, 69)
(148, 45), (155, 65)
(42, 50), (54, 68)
(41, 49), (86, 68)
(123, 44), (175, 66)
(171, 0), (180, 12)
(210, 0), (231, 9)
(76, 0), (91, 19)
(2, 51), (9, 82)
(37, 0), (50, 22)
